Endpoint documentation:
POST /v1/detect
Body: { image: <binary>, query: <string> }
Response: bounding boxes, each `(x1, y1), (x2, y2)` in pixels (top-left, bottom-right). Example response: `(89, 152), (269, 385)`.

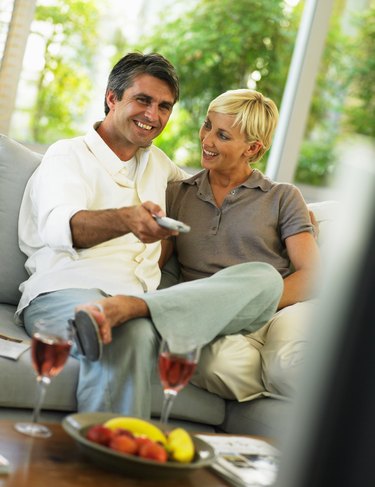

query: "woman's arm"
(278, 231), (320, 309)
(158, 238), (175, 269)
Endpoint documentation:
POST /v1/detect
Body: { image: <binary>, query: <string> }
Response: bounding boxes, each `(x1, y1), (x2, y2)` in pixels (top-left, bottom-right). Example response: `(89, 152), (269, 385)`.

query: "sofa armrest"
(307, 200), (340, 247)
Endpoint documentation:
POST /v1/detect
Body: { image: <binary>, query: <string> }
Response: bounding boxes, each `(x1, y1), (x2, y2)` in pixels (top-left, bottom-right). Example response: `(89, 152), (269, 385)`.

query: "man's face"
(106, 73), (175, 149)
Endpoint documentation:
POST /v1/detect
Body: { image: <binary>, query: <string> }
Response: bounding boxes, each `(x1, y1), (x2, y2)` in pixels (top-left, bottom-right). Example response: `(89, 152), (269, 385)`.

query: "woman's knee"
(193, 336), (264, 399)
(262, 340), (307, 397)
(258, 264), (283, 303)
(113, 317), (159, 353)
(197, 345), (225, 377)
(236, 262), (283, 306)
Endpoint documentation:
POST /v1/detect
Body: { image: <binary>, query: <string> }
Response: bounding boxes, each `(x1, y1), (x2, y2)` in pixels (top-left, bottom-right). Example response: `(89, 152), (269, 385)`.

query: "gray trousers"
(23, 261), (282, 418)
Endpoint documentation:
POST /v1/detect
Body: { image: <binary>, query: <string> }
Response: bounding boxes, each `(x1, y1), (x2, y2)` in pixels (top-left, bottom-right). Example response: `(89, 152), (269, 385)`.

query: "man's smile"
(134, 120), (153, 131)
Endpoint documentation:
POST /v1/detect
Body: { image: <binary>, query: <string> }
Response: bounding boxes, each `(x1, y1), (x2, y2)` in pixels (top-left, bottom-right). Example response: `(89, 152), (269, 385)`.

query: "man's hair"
(104, 52), (180, 115)
(208, 89), (279, 162)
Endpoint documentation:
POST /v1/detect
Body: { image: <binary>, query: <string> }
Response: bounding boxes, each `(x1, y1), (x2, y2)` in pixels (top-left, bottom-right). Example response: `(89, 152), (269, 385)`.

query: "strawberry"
(134, 436), (153, 453)
(112, 427), (134, 438)
(109, 434), (138, 455)
(138, 441), (168, 463)
(86, 425), (113, 446)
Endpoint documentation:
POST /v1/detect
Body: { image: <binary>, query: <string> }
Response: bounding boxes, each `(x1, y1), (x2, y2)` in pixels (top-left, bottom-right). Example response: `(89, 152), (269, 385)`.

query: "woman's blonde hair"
(208, 89), (279, 162)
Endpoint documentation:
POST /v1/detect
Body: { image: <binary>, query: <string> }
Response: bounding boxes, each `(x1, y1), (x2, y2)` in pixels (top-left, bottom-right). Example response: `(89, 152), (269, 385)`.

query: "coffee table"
(0, 420), (269, 486)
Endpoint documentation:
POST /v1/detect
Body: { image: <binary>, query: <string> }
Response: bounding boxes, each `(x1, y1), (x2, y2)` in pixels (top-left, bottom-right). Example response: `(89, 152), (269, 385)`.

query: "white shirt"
(16, 124), (188, 318)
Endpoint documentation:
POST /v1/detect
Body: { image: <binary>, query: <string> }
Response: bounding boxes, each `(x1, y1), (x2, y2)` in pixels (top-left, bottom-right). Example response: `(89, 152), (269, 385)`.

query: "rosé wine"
(158, 352), (197, 393)
(32, 332), (72, 378)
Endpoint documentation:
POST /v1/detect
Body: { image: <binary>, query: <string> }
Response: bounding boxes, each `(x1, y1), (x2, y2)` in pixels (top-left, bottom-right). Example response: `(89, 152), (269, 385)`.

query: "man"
(17, 53), (187, 415)
(18, 53), (283, 417)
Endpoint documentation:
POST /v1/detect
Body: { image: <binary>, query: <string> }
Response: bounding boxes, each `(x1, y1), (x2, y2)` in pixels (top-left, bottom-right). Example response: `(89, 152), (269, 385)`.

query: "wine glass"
(158, 338), (201, 425)
(14, 320), (73, 438)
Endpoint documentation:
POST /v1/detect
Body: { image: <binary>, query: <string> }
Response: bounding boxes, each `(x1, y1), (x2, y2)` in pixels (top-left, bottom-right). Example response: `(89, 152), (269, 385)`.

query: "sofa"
(0, 133), (337, 439)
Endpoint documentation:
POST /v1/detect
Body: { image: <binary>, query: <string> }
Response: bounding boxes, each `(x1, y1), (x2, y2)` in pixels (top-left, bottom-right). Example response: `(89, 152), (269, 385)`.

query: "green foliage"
(295, 2), (375, 186)
(153, 107), (198, 167)
(30, 0), (102, 143)
(303, 9), (351, 134)
(296, 138), (337, 186)
(109, 27), (132, 70)
(342, 5), (375, 138)
(27, 0), (373, 187)
(130, 0), (297, 167)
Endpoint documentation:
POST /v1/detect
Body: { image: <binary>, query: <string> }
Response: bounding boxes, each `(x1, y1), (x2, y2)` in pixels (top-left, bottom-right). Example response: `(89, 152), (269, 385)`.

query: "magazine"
(0, 453), (10, 474)
(197, 434), (280, 487)
(0, 333), (31, 360)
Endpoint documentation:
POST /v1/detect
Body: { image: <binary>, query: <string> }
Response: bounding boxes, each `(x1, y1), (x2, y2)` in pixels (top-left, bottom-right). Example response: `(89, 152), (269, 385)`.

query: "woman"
(75, 89), (319, 401)
(159, 89), (319, 400)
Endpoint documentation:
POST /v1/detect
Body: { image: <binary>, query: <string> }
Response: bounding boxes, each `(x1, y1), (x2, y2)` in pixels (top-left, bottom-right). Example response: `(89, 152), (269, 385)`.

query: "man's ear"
(106, 90), (117, 110)
(245, 141), (263, 157)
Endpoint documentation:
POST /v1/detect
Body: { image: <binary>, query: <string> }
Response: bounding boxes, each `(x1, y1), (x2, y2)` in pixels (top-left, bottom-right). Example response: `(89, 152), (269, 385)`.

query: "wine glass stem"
(32, 376), (50, 424)
(160, 390), (177, 424)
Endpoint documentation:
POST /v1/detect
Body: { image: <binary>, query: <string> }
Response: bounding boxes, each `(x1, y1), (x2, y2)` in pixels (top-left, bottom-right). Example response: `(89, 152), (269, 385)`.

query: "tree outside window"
(2, 0), (373, 190)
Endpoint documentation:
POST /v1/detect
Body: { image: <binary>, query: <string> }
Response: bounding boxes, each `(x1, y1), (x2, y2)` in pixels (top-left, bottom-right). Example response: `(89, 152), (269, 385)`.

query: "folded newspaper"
(0, 333), (31, 360)
(197, 434), (279, 487)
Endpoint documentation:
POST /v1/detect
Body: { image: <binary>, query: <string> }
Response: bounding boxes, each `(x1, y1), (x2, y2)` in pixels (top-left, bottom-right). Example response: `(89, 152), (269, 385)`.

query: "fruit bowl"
(62, 412), (216, 478)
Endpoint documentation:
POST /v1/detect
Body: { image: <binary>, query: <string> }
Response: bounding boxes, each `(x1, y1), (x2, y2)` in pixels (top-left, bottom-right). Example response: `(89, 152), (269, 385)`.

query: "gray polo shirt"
(166, 169), (313, 282)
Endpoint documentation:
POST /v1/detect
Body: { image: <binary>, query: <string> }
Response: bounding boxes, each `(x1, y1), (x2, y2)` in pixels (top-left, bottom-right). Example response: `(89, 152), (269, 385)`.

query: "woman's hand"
(309, 210), (320, 241)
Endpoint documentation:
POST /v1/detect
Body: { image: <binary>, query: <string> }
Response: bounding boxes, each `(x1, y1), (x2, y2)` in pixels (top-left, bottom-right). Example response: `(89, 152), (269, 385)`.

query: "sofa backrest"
(0, 134), (42, 305)
(307, 200), (340, 249)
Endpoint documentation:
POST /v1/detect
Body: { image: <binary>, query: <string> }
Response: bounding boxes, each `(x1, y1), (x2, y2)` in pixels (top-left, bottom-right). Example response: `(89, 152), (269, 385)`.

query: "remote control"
(153, 215), (191, 233)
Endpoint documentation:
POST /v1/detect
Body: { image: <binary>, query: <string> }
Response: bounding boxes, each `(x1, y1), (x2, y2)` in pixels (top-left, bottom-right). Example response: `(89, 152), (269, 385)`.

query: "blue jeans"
(22, 262), (282, 417)
(23, 288), (159, 417)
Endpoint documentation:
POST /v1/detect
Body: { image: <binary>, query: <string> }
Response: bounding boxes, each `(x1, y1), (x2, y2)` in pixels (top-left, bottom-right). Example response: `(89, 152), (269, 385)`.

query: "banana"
(167, 428), (195, 463)
(103, 417), (167, 445)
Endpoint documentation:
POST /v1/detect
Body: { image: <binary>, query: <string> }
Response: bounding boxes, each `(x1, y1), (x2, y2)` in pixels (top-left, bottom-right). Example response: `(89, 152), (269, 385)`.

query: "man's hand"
(121, 201), (178, 243)
(70, 201), (178, 248)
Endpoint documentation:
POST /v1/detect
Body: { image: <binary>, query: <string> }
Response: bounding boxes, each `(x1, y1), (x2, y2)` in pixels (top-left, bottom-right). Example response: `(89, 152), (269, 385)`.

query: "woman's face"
(199, 111), (252, 174)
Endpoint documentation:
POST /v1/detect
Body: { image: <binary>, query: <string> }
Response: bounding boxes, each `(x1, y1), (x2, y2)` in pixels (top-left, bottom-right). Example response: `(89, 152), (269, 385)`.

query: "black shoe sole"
(69, 310), (102, 361)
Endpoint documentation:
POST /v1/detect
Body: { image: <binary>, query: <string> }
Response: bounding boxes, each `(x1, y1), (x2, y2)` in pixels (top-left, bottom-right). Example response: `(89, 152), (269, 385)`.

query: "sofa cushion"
(220, 397), (292, 438)
(0, 135), (42, 305)
(0, 303), (78, 411)
(151, 380), (226, 425)
(0, 302), (225, 423)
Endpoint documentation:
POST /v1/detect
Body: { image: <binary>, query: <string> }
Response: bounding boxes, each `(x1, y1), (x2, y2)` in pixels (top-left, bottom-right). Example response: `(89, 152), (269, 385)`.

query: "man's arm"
(278, 231), (320, 309)
(70, 201), (177, 248)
